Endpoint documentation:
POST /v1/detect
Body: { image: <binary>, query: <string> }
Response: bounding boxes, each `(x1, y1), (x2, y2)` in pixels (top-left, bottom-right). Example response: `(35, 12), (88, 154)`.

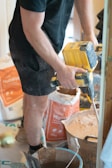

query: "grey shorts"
(9, 39), (56, 96)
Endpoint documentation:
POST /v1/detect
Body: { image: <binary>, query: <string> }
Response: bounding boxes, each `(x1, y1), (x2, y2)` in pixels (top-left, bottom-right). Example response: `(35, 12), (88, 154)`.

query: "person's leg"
(23, 93), (48, 147)
(9, 40), (55, 154)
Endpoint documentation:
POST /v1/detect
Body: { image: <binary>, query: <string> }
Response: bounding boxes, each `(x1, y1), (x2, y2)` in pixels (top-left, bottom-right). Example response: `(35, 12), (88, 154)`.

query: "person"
(8, 0), (98, 155)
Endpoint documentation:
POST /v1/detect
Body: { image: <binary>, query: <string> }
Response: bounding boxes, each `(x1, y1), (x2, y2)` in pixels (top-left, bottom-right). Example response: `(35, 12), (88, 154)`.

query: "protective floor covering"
(0, 121), (28, 167)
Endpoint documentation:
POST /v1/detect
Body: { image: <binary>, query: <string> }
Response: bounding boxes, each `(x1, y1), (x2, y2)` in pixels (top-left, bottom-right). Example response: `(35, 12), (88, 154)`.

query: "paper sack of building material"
(0, 56), (23, 121)
(44, 87), (81, 143)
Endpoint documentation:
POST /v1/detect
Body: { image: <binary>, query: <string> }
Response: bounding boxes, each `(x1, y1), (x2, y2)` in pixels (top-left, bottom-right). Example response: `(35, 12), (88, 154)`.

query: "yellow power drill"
(51, 41), (99, 113)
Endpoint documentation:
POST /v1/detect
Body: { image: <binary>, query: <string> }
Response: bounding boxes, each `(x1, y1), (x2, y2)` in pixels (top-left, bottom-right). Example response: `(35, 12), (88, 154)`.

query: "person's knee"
(23, 93), (48, 113)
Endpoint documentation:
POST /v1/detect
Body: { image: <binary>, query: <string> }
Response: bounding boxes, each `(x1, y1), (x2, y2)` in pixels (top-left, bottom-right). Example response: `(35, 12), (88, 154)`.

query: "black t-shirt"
(9, 0), (74, 54)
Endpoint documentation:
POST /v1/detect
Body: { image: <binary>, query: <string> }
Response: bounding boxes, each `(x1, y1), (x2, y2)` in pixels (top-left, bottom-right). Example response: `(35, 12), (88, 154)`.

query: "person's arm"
(20, 7), (86, 89)
(20, 8), (64, 72)
(75, 0), (98, 47)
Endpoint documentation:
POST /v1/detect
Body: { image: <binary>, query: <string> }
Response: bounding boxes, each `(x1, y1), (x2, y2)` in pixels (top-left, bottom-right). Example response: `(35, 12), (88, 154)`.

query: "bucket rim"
(55, 147), (83, 168)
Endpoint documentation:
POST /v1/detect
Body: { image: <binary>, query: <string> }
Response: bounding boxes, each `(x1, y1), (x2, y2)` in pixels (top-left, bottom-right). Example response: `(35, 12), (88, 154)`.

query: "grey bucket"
(62, 110), (98, 168)
(38, 147), (83, 168)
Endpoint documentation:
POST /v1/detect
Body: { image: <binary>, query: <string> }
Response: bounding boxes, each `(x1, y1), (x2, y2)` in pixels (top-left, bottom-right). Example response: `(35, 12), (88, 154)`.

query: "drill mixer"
(51, 41), (100, 120)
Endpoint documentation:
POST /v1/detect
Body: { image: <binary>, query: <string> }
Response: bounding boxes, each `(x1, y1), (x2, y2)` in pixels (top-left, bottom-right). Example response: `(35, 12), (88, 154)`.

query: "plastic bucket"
(62, 109), (98, 168)
(38, 147), (83, 168)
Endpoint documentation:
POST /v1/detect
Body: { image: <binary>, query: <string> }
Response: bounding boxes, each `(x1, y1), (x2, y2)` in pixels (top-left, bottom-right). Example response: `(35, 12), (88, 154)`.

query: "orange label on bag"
(45, 99), (80, 141)
(0, 66), (23, 106)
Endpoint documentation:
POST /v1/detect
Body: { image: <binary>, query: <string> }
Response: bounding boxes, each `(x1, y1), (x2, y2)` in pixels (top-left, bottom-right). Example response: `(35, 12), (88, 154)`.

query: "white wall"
(0, 0), (16, 57)
(72, 0), (104, 40)
(0, 0), (8, 57)
(93, 0), (104, 35)
(0, 0), (104, 57)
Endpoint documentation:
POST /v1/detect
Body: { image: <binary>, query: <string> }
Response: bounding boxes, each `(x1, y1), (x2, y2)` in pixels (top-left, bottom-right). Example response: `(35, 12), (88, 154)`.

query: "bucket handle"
(56, 147), (83, 168)
(84, 136), (98, 142)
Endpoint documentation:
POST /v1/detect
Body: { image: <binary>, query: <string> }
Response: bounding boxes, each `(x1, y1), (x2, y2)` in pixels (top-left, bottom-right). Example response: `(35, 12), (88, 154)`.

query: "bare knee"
(23, 93), (48, 114)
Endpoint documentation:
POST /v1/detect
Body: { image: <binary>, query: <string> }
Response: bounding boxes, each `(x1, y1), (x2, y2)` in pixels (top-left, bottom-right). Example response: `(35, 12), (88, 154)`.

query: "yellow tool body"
(62, 41), (98, 109)
(51, 41), (98, 109)
(73, 72), (94, 109)
(75, 72), (94, 98)
(62, 41), (98, 72)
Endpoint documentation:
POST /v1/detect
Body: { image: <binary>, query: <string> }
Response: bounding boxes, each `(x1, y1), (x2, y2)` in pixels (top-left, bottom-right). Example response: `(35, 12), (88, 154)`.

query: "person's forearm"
(24, 24), (65, 73)
(75, 0), (95, 36)
(20, 8), (65, 73)
(25, 27), (65, 72)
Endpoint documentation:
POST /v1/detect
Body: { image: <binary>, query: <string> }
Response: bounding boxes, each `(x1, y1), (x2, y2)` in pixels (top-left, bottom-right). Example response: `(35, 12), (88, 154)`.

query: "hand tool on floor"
(51, 41), (101, 121)
(24, 152), (41, 168)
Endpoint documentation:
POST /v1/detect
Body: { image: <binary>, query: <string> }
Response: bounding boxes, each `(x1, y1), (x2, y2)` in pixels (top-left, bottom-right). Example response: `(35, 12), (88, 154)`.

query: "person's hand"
(56, 65), (87, 89)
(83, 33), (98, 49)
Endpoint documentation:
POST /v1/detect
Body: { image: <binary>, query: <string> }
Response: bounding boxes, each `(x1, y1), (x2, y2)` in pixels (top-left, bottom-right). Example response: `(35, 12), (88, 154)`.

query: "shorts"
(9, 39), (56, 96)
